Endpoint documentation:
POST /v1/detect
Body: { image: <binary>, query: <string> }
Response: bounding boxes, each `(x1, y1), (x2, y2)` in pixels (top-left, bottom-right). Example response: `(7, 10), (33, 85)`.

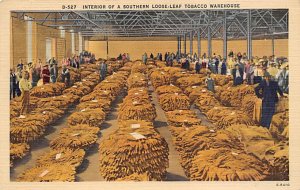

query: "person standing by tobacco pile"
(61, 65), (71, 87)
(49, 63), (57, 83)
(205, 72), (215, 93)
(195, 61), (201, 74)
(276, 63), (289, 94)
(41, 64), (50, 85)
(19, 71), (32, 118)
(29, 63), (40, 88)
(100, 61), (107, 81)
(221, 58), (227, 75)
(10, 68), (17, 99)
(232, 64), (244, 86)
(255, 72), (284, 129)
(15, 67), (23, 96)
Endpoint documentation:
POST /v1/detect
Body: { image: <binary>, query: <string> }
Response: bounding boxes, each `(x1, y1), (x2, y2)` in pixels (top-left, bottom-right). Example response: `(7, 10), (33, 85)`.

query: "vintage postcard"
(0, 0), (299, 189)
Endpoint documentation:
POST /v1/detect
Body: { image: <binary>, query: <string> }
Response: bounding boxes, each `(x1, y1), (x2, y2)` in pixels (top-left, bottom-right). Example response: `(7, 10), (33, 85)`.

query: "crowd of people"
(140, 50), (289, 94)
(140, 50), (289, 129)
(10, 51), (96, 100)
(117, 53), (130, 61)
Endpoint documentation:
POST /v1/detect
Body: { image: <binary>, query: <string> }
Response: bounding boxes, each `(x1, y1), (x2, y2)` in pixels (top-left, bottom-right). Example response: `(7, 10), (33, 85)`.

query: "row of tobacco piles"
(149, 60), (289, 181)
(99, 61), (169, 181)
(10, 58), (289, 181)
(11, 60), (129, 181)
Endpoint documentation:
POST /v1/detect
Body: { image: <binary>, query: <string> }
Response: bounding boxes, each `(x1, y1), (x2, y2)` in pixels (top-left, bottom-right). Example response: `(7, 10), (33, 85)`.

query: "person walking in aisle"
(255, 72), (284, 128)
(205, 72), (215, 92)
(19, 71), (32, 118)
(100, 61), (107, 81)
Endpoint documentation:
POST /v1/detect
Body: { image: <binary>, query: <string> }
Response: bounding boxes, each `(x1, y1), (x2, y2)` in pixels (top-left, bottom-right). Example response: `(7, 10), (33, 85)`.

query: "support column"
(223, 10), (227, 59)
(183, 33), (187, 56)
(197, 28), (201, 59)
(106, 37), (109, 59)
(208, 22), (212, 58)
(179, 36), (181, 57)
(190, 31), (193, 56)
(247, 10), (252, 60)
(271, 10), (275, 57)
(78, 32), (83, 53)
(178, 36), (181, 57)
(272, 35), (275, 56)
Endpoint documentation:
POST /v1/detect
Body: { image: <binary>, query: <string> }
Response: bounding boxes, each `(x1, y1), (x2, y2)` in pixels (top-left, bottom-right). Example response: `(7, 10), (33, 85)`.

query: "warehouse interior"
(10, 9), (289, 182)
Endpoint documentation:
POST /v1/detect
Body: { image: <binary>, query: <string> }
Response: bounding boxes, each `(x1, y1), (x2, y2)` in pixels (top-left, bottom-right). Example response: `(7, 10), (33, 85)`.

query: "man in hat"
(276, 63), (289, 93)
(268, 62), (279, 78)
(29, 63), (40, 87)
(255, 72), (284, 128)
(232, 64), (244, 86)
(61, 64), (71, 86)
(49, 62), (57, 83)
(41, 64), (50, 84)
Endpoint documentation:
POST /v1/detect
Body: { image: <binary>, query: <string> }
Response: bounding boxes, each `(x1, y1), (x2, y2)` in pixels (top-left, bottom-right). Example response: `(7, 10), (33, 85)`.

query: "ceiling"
(12, 9), (288, 40)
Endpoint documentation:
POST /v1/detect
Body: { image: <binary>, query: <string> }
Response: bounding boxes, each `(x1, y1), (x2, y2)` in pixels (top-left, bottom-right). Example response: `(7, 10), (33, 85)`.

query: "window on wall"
(59, 26), (65, 38)
(25, 15), (33, 63)
(46, 38), (52, 63)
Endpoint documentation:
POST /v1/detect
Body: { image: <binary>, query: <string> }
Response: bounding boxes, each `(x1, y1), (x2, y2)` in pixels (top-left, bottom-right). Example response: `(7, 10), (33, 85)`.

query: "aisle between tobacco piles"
(76, 93), (125, 181)
(149, 86), (188, 181)
(10, 107), (76, 181)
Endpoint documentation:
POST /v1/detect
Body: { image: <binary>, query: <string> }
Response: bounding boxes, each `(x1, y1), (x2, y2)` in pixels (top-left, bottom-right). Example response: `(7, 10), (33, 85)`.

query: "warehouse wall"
(109, 40), (178, 60)
(85, 41), (107, 59)
(65, 32), (72, 58)
(87, 38), (288, 60)
(36, 24), (59, 64)
(11, 17), (27, 68)
(11, 17), (83, 68)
